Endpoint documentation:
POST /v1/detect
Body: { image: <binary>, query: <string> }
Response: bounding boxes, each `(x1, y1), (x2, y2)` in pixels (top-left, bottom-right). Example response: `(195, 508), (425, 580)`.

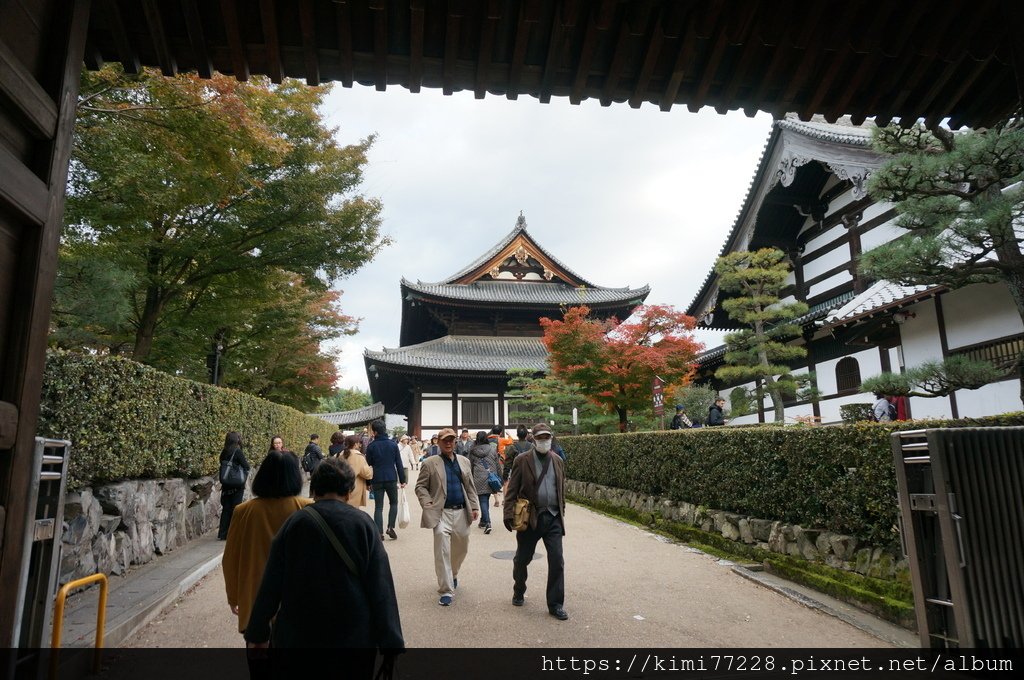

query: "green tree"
(862, 356), (1006, 399)
(541, 305), (702, 432)
(673, 383), (717, 425)
(318, 387), (373, 414)
(505, 369), (618, 434)
(714, 248), (809, 423)
(860, 119), (1024, 399)
(60, 65), (386, 367)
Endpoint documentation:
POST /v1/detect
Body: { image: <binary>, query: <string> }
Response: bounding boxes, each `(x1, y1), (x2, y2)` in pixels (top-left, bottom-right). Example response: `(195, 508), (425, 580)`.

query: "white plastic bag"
(398, 487), (411, 529)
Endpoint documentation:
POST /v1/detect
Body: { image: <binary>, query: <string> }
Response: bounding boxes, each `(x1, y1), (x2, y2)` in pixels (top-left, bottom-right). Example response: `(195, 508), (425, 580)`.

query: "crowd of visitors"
(216, 419), (572, 665)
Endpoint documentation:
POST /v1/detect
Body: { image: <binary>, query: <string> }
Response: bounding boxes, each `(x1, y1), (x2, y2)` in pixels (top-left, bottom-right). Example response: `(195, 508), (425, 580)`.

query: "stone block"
(99, 514), (122, 534)
(829, 534), (859, 561)
(749, 519), (773, 542)
(768, 522), (786, 553)
(721, 520), (741, 542)
(854, 548), (873, 575)
(867, 549), (895, 580)
(816, 531), (834, 556)
(63, 513), (90, 546)
(794, 527), (821, 561)
(738, 519), (755, 544)
(712, 512), (726, 532)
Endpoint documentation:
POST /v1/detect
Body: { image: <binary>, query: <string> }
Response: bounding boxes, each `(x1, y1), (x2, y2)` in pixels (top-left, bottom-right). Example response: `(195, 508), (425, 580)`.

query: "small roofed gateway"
(365, 215), (649, 438)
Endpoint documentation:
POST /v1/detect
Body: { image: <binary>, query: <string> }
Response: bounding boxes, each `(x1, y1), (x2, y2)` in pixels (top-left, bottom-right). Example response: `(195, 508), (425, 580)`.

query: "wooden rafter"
(569, 7), (602, 105)
(371, 0), (387, 91)
(629, 9), (664, 109)
(538, 0), (569, 104)
(689, 10), (729, 113)
(888, 10), (973, 123)
(0, 145), (48, 225)
(0, 39), (57, 139)
(219, 0), (249, 81)
(600, 17), (631, 106)
(409, 0), (425, 92)
(258, 0), (283, 83)
(99, 0), (139, 74)
(335, 0), (354, 88)
(181, 0), (212, 79)
(775, 3), (831, 117)
(299, 0), (320, 85)
(925, 56), (993, 130)
(443, 1), (463, 96)
(661, 16), (698, 112)
(475, 0), (500, 99)
(141, 0), (176, 76)
(506, 0), (537, 100)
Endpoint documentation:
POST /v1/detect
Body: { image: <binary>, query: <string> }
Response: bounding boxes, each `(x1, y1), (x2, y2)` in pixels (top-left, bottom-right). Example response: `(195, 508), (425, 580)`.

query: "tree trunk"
(991, 215), (1024, 406)
(132, 288), (162, 361)
(763, 375), (785, 423)
(1001, 268), (1024, 406)
(617, 407), (628, 432)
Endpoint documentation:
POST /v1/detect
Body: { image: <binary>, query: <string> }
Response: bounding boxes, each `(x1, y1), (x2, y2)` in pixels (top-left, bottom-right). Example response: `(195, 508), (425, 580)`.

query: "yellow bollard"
(51, 573), (108, 651)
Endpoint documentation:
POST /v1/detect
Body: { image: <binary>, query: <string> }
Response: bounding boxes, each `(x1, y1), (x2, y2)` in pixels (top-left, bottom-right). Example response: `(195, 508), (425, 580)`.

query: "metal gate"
(893, 427), (1024, 648)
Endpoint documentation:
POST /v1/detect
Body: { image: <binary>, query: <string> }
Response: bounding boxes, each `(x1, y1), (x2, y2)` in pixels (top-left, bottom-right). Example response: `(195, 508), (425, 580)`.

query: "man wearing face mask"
(503, 422), (568, 620)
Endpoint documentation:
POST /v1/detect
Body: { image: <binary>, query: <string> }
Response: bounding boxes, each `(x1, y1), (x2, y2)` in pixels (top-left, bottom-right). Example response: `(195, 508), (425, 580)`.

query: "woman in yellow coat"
(338, 434), (373, 508)
(222, 448), (310, 635)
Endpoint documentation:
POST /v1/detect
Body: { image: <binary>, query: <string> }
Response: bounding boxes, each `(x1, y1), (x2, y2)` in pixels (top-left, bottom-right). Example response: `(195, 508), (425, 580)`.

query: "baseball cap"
(438, 427), (457, 440)
(532, 422), (552, 436)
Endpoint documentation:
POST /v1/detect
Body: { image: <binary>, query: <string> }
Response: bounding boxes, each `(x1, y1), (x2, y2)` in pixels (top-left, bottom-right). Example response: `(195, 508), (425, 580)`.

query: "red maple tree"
(540, 305), (703, 432)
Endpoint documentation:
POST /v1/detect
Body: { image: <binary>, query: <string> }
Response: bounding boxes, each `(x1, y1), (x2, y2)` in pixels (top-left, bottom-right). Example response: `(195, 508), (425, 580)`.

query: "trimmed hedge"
(562, 413), (1024, 545)
(38, 351), (334, 489)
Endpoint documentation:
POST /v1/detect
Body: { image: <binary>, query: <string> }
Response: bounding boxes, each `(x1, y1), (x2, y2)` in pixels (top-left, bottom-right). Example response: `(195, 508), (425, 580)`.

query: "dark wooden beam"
(629, 10), (664, 109)
(299, 0), (320, 86)
(802, 50), (849, 121)
(925, 56), (994, 130)
(371, 0), (387, 91)
(219, 0), (249, 81)
(83, 38), (104, 72)
(539, 1), (570, 104)
(660, 17), (698, 112)
(141, 0), (176, 76)
(257, 0), (283, 83)
(443, 2), (463, 96)
(505, 0), (537, 100)
(475, 0), (500, 99)
(335, 0), (354, 88)
(181, 0), (213, 79)
(600, 16), (632, 106)
(99, 0), (139, 74)
(689, 6), (730, 113)
(0, 145), (48, 226)
(0, 402), (16, 450)
(0, 39), (58, 139)
(775, 3), (829, 117)
(409, 0), (425, 93)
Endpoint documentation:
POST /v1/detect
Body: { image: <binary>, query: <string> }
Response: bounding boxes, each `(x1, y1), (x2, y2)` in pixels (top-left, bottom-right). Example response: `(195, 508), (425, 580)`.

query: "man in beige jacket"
(415, 428), (480, 606)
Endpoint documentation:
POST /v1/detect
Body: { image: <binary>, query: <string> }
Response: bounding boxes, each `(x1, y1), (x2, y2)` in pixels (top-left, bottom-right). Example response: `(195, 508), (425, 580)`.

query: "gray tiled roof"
(825, 280), (944, 326)
(310, 402), (385, 426)
(441, 215), (596, 286)
(776, 116), (874, 145)
(365, 335), (549, 372)
(401, 279), (650, 306)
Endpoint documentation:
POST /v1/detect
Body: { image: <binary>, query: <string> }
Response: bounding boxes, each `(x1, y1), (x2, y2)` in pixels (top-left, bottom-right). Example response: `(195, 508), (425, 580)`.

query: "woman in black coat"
(218, 431), (251, 540)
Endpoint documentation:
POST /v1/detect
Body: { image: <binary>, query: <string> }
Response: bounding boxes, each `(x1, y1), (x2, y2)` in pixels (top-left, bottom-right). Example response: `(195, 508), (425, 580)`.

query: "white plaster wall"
(908, 395), (955, 420)
(803, 246), (851, 281)
(898, 298), (944, 366)
(825, 185), (856, 213)
(817, 347), (883, 394)
(421, 400), (452, 426)
(858, 200), (892, 226)
(818, 393), (877, 424)
(804, 224), (847, 256)
(860, 219), (904, 253)
(809, 270), (853, 297)
(942, 283), (1024, 350)
(785, 270), (796, 287)
(954, 380), (1023, 417)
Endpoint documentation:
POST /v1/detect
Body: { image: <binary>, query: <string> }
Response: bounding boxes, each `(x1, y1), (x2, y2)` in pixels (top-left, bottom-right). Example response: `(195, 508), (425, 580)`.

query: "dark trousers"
(372, 481), (399, 534)
(512, 512), (564, 609)
(478, 494), (492, 526)
(218, 488), (243, 539)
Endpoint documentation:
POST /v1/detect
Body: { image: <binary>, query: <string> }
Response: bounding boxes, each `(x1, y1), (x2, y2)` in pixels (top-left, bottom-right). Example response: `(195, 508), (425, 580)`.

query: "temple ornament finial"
(516, 212), (527, 229)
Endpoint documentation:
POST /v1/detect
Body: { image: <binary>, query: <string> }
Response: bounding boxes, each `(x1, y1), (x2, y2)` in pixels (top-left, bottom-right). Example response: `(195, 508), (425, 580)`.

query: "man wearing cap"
(503, 422), (569, 620)
(415, 428), (480, 606)
(669, 405), (693, 430)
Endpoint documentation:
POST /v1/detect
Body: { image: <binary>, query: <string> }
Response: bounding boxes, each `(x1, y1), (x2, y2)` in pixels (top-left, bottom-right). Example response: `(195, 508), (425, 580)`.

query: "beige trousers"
(433, 507), (471, 596)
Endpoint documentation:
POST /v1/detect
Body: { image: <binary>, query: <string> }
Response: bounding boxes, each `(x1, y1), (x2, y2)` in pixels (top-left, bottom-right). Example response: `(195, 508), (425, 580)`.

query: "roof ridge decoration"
(440, 214), (595, 288)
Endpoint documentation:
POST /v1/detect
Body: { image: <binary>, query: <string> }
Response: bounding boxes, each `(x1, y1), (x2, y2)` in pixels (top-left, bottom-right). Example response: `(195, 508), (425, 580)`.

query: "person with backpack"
(365, 419), (407, 541)
(302, 434), (323, 476)
(873, 393), (897, 422)
(217, 431), (250, 540)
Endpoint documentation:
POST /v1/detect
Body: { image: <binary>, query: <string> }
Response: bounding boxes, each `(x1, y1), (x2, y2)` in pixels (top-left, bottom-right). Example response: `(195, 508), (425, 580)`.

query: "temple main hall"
(364, 216), (649, 437)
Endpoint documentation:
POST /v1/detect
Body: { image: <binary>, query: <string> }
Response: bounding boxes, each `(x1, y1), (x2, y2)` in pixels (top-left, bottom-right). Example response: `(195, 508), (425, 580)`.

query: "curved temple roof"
(401, 279), (649, 307)
(365, 335), (548, 373)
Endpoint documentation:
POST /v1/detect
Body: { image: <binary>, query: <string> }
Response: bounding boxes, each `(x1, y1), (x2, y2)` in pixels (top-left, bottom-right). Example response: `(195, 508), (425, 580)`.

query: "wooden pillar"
(803, 330), (821, 420)
(451, 383), (459, 429)
(0, 0), (92, 645)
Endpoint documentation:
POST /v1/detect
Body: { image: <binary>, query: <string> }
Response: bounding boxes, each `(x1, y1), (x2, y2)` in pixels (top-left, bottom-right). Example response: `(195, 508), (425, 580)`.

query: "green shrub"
(840, 403), (874, 423)
(38, 351), (334, 489)
(562, 413), (1024, 545)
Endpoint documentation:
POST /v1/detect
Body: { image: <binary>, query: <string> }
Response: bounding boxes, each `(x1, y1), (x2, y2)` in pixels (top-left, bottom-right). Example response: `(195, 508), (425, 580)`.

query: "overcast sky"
(320, 85), (775, 393)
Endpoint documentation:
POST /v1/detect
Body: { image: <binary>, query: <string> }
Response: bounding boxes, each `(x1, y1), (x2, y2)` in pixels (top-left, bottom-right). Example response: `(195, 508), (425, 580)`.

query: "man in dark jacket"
(503, 422), (568, 621)
(302, 434), (323, 474)
(365, 419), (407, 541)
(707, 398), (727, 426)
(669, 405), (693, 430)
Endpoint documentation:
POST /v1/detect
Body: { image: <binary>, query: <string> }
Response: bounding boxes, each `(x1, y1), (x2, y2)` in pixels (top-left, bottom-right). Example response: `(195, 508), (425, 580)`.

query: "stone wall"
(567, 480), (908, 582)
(60, 476), (224, 584)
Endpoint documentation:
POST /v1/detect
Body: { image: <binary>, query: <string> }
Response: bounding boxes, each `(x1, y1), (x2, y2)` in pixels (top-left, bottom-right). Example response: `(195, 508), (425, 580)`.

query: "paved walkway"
(61, 491), (917, 649)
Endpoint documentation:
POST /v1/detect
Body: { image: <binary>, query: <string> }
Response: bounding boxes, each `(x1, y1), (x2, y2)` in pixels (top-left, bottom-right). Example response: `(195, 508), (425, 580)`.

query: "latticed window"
(836, 357), (862, 392)
(461, 399), (495, 428)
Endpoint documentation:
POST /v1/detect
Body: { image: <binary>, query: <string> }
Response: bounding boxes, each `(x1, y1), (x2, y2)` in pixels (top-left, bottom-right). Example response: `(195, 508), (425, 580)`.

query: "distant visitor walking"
(365, 419), (407, 541)
(217, 431), (250, 540)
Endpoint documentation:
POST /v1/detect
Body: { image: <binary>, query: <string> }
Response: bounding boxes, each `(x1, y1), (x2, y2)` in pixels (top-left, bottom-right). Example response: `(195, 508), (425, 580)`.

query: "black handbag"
(219, 448), (247, 488)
